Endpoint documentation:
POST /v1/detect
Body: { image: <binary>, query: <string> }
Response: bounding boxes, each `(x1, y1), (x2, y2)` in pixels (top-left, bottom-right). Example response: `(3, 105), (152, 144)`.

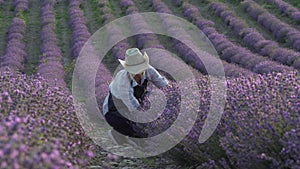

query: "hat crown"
(118, 48), (150, 74)
(125, 48), (145, 66)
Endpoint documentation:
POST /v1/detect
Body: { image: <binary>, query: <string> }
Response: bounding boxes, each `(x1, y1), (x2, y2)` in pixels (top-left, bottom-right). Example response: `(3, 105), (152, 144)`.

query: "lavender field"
(0, 0), (299, 168)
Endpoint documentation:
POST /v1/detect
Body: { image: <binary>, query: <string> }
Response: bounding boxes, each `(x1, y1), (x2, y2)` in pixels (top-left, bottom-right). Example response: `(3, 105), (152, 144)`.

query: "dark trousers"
(105, 80), (149, 138)
(105, 110), (148, 138)
(105, 110), (134, 136)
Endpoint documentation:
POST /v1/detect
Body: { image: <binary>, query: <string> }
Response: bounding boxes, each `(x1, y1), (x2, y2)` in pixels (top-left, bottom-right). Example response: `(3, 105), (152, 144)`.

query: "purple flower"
(120, 0), (135, 8)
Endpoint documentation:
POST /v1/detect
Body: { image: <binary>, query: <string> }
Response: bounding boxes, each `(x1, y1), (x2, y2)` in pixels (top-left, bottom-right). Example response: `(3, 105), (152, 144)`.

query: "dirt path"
(23, 0), (42, 75)
(0, 0), (15, 57)
(55, 0), (73, 89)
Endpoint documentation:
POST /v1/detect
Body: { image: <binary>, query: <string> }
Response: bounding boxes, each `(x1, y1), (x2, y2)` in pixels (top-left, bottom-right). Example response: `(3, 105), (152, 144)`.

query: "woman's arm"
(147, 66), (170, 89)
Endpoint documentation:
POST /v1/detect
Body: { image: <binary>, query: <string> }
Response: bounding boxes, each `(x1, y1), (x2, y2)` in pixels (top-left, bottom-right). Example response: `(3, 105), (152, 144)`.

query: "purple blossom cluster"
(120, 0), (135, 9)
(241, 0), (300, 52)
(0, 70), (96, 168)
(13, 0), (29, 13)
(0, 17), (27, 74)
(37, 0), (66, 88)
(68, 0), (91, 58)
(280, 128), (300, 167)
(176, 1), (293, 74)
(139, 70), (299, 168)
(209, 2), (300, 70)
(271, 0), (300, 23)
(150, 0), (253, 77)
(0, 113), (80, 169)
(120, 0), (138, 13)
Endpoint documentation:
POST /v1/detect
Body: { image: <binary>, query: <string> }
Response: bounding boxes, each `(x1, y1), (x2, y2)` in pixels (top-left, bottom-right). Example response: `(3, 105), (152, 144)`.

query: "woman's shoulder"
(115, 69), (129, 77)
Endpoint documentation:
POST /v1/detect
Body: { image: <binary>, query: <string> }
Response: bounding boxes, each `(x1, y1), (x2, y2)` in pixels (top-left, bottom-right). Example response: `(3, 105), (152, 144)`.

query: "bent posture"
(102, 48), (170, 146)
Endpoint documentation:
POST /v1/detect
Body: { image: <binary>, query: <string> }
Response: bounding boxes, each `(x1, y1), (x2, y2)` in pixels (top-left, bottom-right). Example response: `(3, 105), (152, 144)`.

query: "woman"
(102, 48), (170, 146)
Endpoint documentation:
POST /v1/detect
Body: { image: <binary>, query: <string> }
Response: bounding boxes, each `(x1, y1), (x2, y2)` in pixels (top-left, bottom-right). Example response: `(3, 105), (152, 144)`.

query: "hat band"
(125, 60), (146, 66)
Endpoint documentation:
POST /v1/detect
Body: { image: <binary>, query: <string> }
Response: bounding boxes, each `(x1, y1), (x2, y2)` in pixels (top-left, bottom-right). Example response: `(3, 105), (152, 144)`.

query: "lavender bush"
(0, 17), (27, 74)
(13, 0), (29, 14)
(0, 70), (96, 168)
(37, 0), (66, 88)
(0, 0), (28, 74)
(68, 0), (91, 58)
(137, 70), (299, 168)
(218, 70), (299, 169)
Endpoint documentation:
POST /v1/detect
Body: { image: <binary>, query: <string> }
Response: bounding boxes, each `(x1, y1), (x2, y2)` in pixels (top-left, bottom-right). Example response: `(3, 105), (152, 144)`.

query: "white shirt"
(102, 65), (169, 115)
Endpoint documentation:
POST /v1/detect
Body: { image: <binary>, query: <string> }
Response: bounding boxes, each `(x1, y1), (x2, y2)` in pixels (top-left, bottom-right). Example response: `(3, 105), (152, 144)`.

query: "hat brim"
(119, 52), (150, 74)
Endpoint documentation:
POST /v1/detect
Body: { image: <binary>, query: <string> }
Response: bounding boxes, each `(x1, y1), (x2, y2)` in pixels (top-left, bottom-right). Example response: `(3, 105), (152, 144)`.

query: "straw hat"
(118, 48), (150, 74)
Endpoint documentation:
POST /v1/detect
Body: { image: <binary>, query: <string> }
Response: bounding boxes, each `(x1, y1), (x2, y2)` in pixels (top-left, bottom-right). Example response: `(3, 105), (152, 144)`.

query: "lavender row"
(121, 0), (165, 49)
(241, 0), (300, 51)
(68, 0), (91, 58)
(13, 0), (29, 14)
(36, 0), (66, 88)
(65, 1), (115, 163)
(0, 70), (95, 168)
(98, 0), (130, 60)
(141, 69), (300, 168)
(0, 0), (29, 73)
(149, 0), (253, 77)
(99, 0), (114, 24)
(175, 1), (293, 74)
(79, 40), (113, 114)
(0, 17), (27, 73)
(209, 2), (300, 69)
(267, 0), (300, 23)
(67, 0), (93, 92)
(67, 0), (113, 108)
